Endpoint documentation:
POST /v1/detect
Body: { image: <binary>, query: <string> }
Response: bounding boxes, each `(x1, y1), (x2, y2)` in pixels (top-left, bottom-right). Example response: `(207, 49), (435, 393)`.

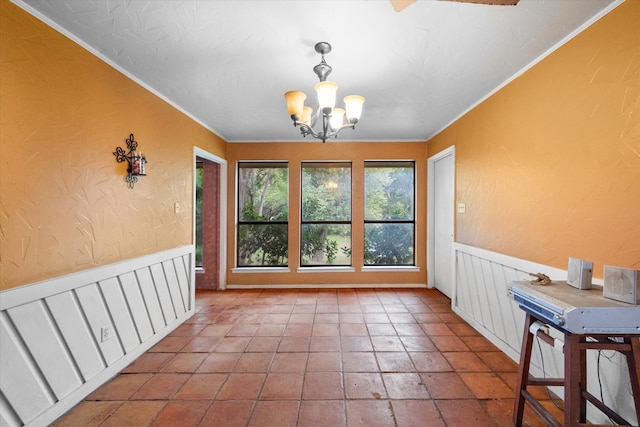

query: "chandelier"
(284, 42), (365, 143)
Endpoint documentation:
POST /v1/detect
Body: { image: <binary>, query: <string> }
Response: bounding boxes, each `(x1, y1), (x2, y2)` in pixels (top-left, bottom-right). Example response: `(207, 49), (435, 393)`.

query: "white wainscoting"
(0, 246), (195, 427)
(453, 243), (637, 425)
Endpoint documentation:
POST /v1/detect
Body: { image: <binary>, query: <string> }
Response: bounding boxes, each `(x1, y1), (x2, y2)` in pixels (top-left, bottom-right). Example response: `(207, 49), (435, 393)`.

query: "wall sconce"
(113, 133), (147, 188)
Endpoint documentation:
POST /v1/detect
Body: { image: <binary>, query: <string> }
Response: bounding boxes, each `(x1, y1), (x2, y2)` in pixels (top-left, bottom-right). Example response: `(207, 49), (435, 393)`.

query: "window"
(364, 161), (415, 265)
(301, 162), (351, 266)
(237, 162), (288, 266)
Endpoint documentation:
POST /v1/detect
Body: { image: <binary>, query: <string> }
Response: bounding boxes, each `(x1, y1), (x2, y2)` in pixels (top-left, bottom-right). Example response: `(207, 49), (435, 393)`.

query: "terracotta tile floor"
(53, 288), (562, 426)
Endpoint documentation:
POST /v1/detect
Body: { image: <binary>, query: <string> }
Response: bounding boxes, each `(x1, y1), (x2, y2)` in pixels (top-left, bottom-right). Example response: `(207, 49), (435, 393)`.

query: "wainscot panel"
(0, 246), (194, 427)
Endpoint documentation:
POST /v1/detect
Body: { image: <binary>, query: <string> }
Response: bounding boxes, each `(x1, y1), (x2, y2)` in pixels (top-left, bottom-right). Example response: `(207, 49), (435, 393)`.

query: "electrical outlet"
(101, 325), (112, 343)
(457, 203), (466, 213)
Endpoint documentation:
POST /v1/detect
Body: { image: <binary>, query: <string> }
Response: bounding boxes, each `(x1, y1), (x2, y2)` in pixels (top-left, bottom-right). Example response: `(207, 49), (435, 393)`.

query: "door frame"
(427, 145), (455, 290)
(194, 147), (228, 290)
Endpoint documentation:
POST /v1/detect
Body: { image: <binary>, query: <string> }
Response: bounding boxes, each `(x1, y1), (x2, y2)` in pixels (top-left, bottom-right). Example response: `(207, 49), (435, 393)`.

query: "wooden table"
(513, 311), (640, 426)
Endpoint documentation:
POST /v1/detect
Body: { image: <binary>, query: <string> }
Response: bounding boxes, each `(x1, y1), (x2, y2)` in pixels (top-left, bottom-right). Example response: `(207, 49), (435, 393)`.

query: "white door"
(428, 147), (455, 298)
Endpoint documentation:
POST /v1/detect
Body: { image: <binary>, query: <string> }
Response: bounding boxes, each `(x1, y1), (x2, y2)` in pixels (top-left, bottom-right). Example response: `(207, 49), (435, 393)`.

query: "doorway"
(194, 148), (227, 290)
(427, 146), (455, 299)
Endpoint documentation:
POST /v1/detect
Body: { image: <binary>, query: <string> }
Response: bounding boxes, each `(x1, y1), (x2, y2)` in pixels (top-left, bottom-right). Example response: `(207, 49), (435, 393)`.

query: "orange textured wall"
(226, 142), (428, 286)
(0, 2), (226, 290)
(428, 1), (640, 277)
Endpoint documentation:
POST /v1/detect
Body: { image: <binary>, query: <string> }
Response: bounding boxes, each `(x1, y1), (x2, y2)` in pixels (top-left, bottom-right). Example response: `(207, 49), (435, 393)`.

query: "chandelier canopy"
(284, 42), (365, 143)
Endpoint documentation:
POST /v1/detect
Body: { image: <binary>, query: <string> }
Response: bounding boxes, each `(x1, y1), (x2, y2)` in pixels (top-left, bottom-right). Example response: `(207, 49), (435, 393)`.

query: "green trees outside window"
(237, 162), (289, 266)
(364, 161), (415, 265)
(234, 161), (414, 268)
(195, 163), (203, 267)
(301, 162), (352, 266)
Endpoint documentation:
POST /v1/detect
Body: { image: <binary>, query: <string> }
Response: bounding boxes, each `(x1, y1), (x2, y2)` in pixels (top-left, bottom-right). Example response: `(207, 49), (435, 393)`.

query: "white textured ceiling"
(15, 0), (620, 143)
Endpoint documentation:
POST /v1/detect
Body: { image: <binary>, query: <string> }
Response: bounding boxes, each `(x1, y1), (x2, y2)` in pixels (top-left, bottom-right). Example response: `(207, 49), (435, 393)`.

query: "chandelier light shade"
(315, 81), (338, 112)
(330, 108), (345, 130)
(284, 42), (365, 143)
(301, 106), (313, 125)
(344, 95), (365, 122)
(284, 91), (306, 117)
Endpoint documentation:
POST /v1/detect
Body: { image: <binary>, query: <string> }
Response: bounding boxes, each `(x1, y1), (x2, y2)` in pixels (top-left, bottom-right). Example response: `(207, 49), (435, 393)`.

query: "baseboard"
(225, 283), (429, 290)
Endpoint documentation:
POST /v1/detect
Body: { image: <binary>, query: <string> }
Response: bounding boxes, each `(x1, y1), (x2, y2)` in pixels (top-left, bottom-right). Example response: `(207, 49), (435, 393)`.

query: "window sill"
(296, 266), (356, 273)
(361, 266), (421, 273)
(231, 267), (291, 274)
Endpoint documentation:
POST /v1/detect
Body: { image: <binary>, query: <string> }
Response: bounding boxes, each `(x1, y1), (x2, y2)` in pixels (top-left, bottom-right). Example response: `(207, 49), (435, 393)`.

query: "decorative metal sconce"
(113, 133), (147, 188)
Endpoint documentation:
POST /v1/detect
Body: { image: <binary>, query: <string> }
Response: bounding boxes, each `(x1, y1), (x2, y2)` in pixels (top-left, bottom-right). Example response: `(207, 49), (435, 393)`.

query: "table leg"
(579, 336), (587, 423)
(564, 333), (581, 427)
(513, 313), (536, 426)
(626, 337), (640, 423)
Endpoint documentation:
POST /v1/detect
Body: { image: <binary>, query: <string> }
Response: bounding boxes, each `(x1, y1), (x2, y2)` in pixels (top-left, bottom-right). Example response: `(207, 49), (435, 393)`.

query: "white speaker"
(566, 257), (593, 290)
(603, 265), (639, 305)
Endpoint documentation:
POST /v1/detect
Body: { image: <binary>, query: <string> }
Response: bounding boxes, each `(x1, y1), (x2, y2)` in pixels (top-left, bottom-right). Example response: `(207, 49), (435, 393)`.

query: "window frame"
(363, 160), (416, 267)
(195, 160), (204, 268)
(300, 161), (353, 268)
(236, 161), (289, 268)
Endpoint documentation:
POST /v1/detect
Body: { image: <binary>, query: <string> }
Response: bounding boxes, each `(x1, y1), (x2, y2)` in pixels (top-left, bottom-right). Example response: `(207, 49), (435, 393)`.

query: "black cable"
(597, 350), (616, 424)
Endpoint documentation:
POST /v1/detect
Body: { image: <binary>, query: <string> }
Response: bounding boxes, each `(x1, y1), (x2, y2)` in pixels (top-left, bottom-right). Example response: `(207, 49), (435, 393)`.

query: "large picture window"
(237, 162), (288, 267)
(301, 162), (352, 266)
(364, 161), (415, 266)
